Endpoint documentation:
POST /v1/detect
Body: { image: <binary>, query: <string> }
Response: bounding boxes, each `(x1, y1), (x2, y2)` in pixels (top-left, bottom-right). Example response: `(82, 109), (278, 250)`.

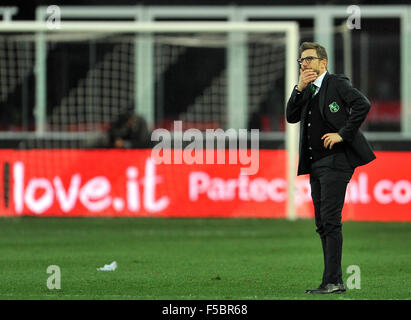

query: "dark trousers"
(309, 152), (354, 285)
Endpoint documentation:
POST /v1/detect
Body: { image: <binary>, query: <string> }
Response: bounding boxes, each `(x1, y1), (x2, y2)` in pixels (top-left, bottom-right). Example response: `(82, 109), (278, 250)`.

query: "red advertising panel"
(0, 149), (410, 221)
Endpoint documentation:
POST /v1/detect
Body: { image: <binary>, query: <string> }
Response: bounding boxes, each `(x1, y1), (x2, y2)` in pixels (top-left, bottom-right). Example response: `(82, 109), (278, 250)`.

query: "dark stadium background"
(0, 0), (408, 151)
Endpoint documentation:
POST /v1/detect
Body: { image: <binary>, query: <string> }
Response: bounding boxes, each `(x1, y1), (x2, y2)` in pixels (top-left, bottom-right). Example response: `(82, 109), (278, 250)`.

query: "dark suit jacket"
(286, 72), (376, 176)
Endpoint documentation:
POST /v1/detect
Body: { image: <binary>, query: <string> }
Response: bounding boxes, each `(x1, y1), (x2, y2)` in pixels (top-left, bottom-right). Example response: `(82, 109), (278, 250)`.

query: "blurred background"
(0, 0), (411, 221)
(0, 0), (410, 151)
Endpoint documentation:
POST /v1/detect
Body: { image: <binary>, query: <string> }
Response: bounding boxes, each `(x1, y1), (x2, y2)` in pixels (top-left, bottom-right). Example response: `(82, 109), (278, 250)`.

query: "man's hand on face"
(297, 68), (318, 91)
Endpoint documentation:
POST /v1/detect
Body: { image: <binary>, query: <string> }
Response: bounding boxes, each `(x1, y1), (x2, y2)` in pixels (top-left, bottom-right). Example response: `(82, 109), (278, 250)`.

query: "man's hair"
(299, 42), (328, 60)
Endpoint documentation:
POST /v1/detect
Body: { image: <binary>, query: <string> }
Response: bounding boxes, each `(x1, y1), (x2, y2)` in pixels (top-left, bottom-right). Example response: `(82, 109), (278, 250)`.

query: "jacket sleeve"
(286, 86), (309, 123)
(335, 76), (371, 143)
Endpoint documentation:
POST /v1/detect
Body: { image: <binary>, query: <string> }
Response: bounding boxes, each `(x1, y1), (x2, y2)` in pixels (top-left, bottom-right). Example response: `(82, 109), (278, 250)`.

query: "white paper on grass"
(97, 261), (117, 271)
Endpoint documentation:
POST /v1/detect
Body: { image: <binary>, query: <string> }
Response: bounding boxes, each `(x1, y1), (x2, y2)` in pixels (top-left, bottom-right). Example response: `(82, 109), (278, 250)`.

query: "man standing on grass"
(286, 42), (376, 294)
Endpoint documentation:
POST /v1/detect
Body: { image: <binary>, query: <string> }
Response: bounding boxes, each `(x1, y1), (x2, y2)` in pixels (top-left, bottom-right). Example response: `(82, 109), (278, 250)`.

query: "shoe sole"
(319, 289), (346, 294)
(305, 289), (346, 294)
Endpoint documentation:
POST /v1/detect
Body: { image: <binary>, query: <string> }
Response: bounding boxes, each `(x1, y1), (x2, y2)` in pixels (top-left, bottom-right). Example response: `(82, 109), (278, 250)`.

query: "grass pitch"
(0, 217), (409, 300)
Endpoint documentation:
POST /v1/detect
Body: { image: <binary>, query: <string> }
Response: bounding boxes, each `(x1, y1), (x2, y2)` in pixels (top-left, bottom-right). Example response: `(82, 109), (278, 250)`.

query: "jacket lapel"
(319, 72), (330, 120)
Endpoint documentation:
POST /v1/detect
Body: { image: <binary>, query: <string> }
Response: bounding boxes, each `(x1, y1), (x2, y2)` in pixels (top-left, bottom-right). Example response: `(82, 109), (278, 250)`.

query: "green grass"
(0, 217), (410, 300)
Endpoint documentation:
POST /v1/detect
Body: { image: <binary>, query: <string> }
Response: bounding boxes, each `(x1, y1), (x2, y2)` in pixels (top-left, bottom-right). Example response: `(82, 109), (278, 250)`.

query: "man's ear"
(322, 59), (328, 69)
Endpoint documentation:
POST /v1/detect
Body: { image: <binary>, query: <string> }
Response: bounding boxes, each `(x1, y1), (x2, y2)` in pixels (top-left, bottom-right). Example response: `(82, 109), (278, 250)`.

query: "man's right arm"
(286, 67), (316, 123)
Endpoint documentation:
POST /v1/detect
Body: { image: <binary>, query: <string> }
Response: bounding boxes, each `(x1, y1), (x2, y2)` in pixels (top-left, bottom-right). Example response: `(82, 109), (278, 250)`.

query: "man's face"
(300, 49), (325, 75)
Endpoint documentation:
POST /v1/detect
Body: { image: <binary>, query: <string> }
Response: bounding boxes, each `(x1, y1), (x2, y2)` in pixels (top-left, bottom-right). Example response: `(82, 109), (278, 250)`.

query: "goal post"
(0, 20), (299, 220)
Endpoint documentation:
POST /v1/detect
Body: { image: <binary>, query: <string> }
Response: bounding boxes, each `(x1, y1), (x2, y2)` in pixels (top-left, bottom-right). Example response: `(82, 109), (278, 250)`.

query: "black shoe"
(304, 284), (325, 294)
(305, 283), (346, 294)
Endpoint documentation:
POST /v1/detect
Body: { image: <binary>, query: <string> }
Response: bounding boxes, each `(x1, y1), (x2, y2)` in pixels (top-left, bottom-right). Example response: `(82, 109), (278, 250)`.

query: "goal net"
(0, 22), (297, 133)
(0, 21), (299, 218)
